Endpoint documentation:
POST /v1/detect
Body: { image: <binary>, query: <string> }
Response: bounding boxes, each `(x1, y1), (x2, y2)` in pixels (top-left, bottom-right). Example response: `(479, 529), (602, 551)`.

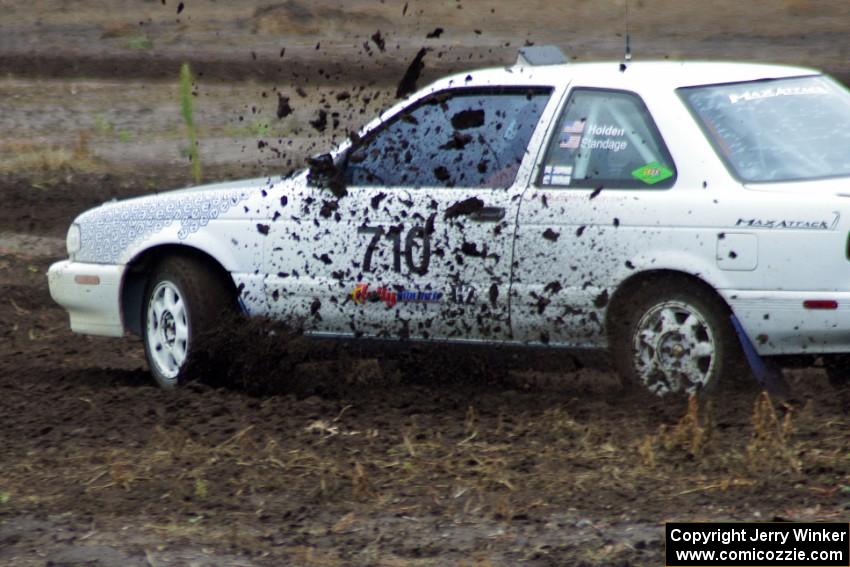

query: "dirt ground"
(4, 0), (850, 83)
(4, 1), (850, 565)
(2, 178), (850, 566)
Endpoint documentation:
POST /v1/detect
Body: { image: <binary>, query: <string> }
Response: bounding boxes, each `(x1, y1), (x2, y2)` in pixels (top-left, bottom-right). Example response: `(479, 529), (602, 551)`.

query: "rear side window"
(345, 87), (552, 189)
(679, 75), (850, 183)
(538, 88), (677, 189)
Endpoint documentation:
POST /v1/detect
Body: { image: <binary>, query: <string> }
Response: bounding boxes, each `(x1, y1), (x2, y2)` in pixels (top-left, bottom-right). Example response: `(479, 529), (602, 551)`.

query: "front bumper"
(47, 260), (126, 337)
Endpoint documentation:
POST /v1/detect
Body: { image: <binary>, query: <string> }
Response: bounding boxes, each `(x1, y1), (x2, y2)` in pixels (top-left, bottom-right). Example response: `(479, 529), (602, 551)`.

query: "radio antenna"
(620, 0), (631, 72)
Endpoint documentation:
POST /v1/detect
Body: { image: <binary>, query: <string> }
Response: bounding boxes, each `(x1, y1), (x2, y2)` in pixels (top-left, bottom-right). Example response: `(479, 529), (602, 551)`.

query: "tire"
(609, 279), (742, 397)
(142, 255), (235, 388)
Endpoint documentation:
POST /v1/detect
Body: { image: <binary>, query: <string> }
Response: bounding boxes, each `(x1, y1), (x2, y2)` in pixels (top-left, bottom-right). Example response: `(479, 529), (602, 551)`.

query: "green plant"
(249, 120), (270, 137)
(179, 63), (202, 184)
(93, 115), (113, 137)
(117, 129), (132, 143)
(194, 478), (208, 499)
(126, 36), (154, 50)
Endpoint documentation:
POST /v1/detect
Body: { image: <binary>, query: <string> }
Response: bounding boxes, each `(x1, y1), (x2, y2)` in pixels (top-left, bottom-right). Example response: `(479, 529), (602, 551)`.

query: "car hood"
(71, 175), (300, 264)
(78, 177), (264, 219)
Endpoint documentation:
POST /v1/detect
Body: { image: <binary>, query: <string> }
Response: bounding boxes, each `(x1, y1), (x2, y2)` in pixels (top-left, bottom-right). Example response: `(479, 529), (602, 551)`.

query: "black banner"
(666, 522), (849, 566)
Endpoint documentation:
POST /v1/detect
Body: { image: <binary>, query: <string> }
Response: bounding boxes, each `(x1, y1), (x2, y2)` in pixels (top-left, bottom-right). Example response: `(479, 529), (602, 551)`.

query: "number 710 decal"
(358, 221), (432, 275)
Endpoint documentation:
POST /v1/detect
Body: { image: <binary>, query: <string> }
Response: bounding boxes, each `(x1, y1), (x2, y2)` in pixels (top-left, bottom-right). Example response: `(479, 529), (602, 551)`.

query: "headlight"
(66, 223), (81, 257)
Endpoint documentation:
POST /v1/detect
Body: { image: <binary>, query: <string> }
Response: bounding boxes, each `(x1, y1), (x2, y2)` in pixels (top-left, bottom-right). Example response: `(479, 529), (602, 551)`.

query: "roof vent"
(516, 45), (568, 67)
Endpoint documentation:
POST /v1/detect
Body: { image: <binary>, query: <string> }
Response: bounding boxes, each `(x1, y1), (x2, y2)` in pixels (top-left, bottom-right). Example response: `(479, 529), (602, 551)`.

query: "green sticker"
(631, 162), (673, 185)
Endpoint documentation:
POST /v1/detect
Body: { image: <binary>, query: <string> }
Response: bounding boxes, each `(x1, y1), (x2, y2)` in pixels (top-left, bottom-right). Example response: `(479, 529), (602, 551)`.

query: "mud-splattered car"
(48, 50), (850, 395)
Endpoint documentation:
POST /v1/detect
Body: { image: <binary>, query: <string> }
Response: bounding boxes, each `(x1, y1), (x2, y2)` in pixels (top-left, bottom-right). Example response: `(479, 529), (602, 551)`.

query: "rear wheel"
(142, 255), (235, 388)
(610, 279), (742, 397)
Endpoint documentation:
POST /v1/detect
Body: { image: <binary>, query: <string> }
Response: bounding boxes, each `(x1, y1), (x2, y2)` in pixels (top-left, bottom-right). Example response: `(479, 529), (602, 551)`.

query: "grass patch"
(249, 119), (272, 137)
(93, 115), (114, 137)
(126, 36), (154, 50)
(0, 136), (100, 177)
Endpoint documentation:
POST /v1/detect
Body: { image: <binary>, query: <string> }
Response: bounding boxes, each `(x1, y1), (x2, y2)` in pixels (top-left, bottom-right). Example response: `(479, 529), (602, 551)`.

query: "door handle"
(469, 207), (506, 222)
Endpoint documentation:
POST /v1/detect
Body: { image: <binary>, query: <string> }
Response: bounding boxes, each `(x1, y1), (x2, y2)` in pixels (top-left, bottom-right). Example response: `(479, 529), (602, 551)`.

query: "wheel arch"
(121, 244), (238, 336)
(606, 269), (732, 338)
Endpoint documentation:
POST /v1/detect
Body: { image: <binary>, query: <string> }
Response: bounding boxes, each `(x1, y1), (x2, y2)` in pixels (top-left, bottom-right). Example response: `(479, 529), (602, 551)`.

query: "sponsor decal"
(449, 284), (477, 305)
(581, 137), (628, 152)
(728, 84), (829, 105)
(541, 165), (573, 186)
(579, 123), (628, 153)
(397, 289), (443, 302)
(350, 283), (442, 308)
(735, 217), (837, 230)
(586, 124), (625, 137)
(632, 161), (674, 185)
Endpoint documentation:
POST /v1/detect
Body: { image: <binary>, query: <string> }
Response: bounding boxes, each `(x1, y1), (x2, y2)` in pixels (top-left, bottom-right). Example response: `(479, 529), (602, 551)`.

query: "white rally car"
(48, 48), (850, 395)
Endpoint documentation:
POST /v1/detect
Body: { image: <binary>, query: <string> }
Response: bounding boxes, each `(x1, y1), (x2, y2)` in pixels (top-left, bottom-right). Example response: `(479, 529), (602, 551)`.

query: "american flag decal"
(559, 119), (585, 149)
(559, 134), (582, 150)
(563, 119), (586, 134)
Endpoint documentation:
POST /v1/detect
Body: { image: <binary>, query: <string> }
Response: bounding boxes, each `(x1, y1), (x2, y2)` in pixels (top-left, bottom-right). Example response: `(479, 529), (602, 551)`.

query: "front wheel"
(142, 255), (235, 388)
(610, 281), (742, 397)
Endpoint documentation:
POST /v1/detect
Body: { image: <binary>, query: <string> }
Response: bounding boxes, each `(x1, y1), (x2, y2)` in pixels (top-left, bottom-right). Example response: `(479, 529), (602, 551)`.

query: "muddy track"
(5, 1), (850, 560)
(2, 206), (850, 564)
(3, 49), (850, 88)
(0, 52), (466, 86)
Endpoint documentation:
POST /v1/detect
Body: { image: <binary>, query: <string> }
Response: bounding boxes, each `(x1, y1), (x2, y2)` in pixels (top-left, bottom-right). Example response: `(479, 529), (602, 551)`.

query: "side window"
(345, 87), (552, 189)
(539, 89), (676, 189)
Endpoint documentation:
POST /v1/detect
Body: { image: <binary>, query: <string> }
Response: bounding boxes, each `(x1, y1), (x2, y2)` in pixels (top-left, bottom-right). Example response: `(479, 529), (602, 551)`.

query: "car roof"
(341, 60), (823, 159)
(436, 60), (821, 92)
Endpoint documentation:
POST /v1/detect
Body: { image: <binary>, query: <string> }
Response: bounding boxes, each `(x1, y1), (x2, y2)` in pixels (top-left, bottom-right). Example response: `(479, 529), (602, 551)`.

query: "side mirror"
(306, 153), (347, 197)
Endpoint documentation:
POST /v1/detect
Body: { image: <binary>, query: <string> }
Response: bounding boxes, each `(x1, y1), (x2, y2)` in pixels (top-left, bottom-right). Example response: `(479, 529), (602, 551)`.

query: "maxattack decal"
(734, 217), (838, 230)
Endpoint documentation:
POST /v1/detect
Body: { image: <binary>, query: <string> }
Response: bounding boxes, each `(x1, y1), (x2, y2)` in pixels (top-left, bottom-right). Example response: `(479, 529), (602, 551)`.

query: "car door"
(512, 87), (680, 346)
(264, 86), (555, 342)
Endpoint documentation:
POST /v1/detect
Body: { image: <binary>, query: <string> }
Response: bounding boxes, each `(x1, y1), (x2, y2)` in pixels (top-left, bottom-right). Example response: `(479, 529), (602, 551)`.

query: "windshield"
(679, 75), (850, 183)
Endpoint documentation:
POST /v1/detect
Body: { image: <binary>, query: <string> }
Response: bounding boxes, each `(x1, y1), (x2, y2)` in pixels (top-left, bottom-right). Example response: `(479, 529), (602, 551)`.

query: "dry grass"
(632, 388), (816, 500)
(0, 136), (101, 177)
(3, 369), (849, 565)
(2, 401), (605, 529)
(638, 395), (713, 468)
(746, 391), (801, 475)
(660, 395), (713, 457)
(0, 383), (827, 522)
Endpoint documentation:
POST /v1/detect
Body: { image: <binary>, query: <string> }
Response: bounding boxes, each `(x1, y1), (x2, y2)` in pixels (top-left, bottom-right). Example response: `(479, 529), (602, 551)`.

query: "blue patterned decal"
(75, 190), (248, 264)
